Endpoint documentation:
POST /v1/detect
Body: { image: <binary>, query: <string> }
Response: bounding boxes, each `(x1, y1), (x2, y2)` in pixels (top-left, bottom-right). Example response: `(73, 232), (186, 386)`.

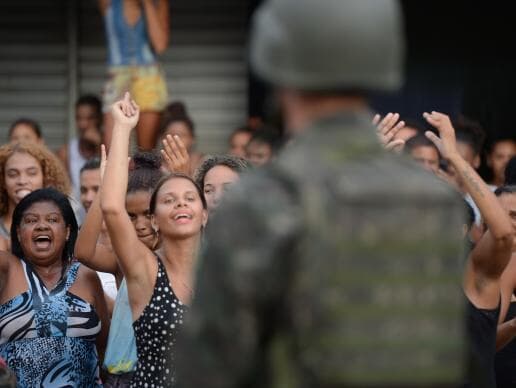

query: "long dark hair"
(11, 188), (78, 263)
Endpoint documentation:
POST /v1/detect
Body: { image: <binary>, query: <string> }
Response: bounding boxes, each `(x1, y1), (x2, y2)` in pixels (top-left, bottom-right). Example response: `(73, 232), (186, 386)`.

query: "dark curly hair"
(128, 151), (164, 194)
(11, 188), (78, 264)
(0, 142), (71, 216)
(194, 154), (251, 190)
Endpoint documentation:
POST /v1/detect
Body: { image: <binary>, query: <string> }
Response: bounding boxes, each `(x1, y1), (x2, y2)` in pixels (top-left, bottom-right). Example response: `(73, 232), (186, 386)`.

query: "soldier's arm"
(177, 175), (300, 388)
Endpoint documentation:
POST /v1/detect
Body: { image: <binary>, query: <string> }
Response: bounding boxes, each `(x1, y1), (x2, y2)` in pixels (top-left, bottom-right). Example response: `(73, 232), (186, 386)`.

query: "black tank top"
(465, 297), (500, 388)
(495, 301), (516, 388)
(131, 255), (188, 387)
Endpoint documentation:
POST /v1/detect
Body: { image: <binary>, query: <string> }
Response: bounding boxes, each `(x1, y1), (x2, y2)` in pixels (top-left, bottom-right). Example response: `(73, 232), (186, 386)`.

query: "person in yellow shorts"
(99, 0), (170, 151)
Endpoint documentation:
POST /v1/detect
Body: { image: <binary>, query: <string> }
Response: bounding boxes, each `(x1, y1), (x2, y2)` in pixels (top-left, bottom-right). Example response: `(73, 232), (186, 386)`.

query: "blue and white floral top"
(0, 260), (102, 387)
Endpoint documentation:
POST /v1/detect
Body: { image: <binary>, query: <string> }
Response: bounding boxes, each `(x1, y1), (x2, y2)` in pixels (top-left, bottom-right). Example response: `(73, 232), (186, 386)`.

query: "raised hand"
(161, 134), (191, 175)
(423, 111), (457, 160)
(111, 92), (140, 131)
(372, 112), (406, 153)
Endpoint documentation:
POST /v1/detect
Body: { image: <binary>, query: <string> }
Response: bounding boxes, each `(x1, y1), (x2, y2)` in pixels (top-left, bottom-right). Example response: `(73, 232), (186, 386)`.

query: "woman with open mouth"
(101, 93), (207, 387)
(0, 188), (109, 386)
(0, 142), (71, 251)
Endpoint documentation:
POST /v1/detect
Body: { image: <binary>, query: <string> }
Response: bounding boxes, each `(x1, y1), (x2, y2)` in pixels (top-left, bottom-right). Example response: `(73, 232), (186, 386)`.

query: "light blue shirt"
(103, 279), (138, 374)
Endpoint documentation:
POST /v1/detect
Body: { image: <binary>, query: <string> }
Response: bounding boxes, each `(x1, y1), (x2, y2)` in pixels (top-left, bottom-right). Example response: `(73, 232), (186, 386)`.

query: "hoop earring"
(152, 230), (161, 251)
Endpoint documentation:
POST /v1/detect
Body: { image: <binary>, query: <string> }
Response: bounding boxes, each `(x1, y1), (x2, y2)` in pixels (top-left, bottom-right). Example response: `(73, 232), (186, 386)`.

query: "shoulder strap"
(63, 262), (81, 291)
(21, 259), (81, 303)
(21, 259), (49, 304)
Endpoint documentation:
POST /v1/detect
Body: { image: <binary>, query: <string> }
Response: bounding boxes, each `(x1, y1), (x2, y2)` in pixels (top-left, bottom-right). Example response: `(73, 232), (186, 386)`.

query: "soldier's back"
(268, 112), (465, 387)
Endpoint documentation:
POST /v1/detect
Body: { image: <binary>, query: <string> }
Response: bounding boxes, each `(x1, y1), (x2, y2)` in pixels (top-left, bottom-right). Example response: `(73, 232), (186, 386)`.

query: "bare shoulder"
(77, 263), (102, 286)
(0, 250), (16, 270)
(501, 254), (516, 285)
(0, 237), (8, 253)
(72, 264), (104, 305)
(0, 251), (17, 292)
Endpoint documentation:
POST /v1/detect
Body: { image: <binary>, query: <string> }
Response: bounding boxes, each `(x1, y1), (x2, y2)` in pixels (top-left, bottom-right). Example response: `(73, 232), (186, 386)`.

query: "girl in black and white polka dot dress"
(101, 95), (208, 388)
(131, 255), (187, 387)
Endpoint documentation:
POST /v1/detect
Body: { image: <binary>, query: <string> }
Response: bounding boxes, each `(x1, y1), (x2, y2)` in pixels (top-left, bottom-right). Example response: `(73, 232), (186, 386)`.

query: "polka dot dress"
(131, 256), (187, 387)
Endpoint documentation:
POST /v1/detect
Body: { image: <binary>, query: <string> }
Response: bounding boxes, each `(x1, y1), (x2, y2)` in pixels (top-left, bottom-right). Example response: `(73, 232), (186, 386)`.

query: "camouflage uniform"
(178, 111), (465, 387)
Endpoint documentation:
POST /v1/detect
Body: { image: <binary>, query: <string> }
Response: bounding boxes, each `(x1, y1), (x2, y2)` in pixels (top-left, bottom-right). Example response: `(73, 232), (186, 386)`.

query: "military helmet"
(250, 0), (405, 92)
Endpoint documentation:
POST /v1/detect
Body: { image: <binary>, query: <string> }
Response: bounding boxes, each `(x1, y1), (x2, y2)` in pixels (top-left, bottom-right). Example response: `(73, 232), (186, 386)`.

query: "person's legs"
(102, 68), (131, 151)
(131, 65), (167, 150)
(135, 111), (161, 150)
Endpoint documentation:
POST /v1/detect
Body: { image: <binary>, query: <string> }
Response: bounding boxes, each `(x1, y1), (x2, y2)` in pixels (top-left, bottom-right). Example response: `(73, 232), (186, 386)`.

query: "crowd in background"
(1, 88), (516, 387)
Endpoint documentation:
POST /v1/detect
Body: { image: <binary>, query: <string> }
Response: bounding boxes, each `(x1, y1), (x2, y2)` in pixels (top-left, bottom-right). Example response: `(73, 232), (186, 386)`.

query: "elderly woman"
(0, 142), (71, 249)
(0, 188), (108, 386)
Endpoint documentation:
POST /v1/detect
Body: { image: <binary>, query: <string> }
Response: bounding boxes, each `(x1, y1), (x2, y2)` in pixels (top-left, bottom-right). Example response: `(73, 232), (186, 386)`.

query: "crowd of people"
(1, 0), (516, 387)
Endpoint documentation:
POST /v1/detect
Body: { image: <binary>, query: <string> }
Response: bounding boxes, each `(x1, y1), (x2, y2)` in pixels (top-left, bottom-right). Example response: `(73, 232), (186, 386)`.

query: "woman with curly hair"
(0, 142), (71, 248)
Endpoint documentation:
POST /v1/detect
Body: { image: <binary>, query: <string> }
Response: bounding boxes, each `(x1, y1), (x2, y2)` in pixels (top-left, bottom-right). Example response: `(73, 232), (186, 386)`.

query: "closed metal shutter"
(78, 0), (248, 154)
(0, 0), (69, 150)
(0, 0), (248, 153)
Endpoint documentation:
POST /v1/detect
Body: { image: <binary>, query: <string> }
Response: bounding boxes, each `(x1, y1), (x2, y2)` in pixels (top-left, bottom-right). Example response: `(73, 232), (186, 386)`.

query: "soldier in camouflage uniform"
(177, 0), (465, 387)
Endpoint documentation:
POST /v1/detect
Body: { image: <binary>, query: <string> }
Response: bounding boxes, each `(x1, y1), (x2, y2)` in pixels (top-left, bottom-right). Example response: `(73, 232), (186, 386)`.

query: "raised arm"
(424, 112), (513, 305)
(75, 145), (120, 276)
(142, 0), (170, 54)
(100, 93), (153, 283)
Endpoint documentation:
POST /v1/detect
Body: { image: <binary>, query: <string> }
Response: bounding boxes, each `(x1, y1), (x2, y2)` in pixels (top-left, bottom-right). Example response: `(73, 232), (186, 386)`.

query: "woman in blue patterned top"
(0, 188), (109, 387)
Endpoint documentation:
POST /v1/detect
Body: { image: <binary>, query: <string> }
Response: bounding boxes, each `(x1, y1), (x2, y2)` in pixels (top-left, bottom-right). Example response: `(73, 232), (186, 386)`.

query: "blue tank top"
(0, 260), (102, 387)
(103, 279), (138, 374)
(104, 0), (157, 66)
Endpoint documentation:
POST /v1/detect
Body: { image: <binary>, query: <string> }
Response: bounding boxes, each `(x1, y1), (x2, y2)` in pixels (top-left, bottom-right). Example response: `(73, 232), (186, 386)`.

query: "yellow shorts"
(102, 65), (168, 112)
